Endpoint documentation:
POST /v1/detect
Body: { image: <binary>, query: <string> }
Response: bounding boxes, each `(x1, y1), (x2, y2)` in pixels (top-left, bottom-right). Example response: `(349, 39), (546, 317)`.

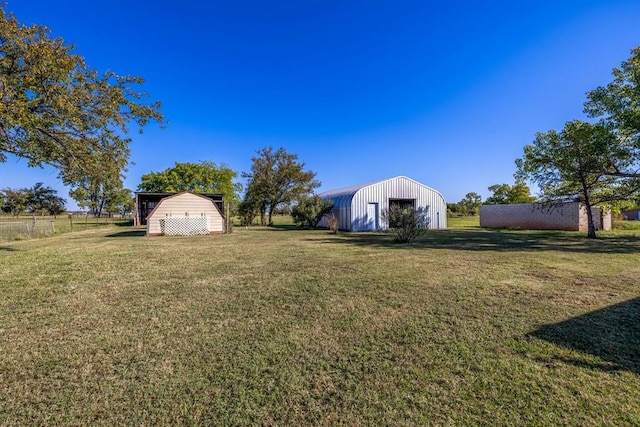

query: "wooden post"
(226, 203), (230, 234)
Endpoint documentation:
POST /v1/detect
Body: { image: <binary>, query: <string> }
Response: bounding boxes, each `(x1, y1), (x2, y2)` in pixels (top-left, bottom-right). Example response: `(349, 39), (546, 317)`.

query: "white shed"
(319, 176), (447, 231)
(145, 191), (224, 236)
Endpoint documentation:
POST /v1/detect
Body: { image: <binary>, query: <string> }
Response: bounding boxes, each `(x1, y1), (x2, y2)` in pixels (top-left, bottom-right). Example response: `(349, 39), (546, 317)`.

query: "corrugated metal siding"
(319, 176), (447, 231)
(147, 193), (224, 235)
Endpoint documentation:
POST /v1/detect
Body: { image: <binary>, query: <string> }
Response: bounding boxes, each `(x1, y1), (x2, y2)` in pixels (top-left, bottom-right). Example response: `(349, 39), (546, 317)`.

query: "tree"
(484, 183), (536, 205)
(138, 161), (241, 204)
(516, 120), (636, 238)
(103, 187), (134, 216)
(381, 205), (430, 243)
(113, 188), (135, 215)
(69, 175), (132, 217)
(291, 195), (333, 229)
(585, 46), (640, 151)
(447, 202), (460, 217)
(27, 182), (66, 215)
(237, 197), (260, 226)
(457, 192), (482, 215)
(0, 6), (162, 182)
(1, 183), (65, 215)
(242, 147), (319, 226)
(516, 47), (640, 238)
(1, 187), (29, 216)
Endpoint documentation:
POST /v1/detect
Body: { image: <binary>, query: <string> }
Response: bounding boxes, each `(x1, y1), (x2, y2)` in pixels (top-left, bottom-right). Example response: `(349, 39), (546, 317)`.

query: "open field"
(0, 215), (132, 240)
(1, 224), (639, 425)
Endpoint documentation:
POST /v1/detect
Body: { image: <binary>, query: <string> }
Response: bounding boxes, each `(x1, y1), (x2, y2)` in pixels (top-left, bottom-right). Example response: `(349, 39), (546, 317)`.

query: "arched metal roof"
(319, 176), (447, 231)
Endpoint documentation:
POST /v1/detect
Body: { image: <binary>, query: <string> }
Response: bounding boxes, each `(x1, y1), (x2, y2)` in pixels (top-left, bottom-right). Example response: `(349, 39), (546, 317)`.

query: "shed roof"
(318, 177), (394, 199)
(145, 191), (223, 220)
(319, 176), (441, 199)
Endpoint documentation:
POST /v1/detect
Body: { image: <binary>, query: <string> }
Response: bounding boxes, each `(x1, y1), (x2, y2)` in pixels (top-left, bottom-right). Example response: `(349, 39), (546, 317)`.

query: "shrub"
(327, 212), (339, 234)
(291, 196), (333, 229)
(382, 205), (430, 243)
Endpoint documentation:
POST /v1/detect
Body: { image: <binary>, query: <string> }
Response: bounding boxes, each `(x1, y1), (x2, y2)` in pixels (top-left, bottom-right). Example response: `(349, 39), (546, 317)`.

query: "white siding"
(319, 176), (447, 231)
(146, 192), (224, 235)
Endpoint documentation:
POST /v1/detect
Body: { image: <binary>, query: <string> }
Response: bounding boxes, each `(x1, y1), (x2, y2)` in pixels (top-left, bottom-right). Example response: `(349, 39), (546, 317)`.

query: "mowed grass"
(1, 225), (639, 425)
(0, 215), (132, 240)
(446, 216), (480, 228)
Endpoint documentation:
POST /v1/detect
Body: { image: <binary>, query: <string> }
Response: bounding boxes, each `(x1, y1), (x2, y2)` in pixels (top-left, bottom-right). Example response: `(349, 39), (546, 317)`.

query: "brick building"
(479, 202), (611, 232)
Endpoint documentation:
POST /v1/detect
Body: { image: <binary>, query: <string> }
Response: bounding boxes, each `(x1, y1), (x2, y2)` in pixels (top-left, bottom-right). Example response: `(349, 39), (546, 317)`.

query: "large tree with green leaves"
(1, 187), (29, 216)
(69, 175), (133, 217)
(138, 161), (241, 204)
(484, 183), (536, 205)
(0, 6), (162, 182)
(1, 182), (66, 216)
(585, 46), (640, 151)
(516, 120), (637, 238)
(242, 147), (319, 226)
(27, 182), (66, 215)
(517, 47), (640, 238)
(110, 188), (135, 216)
(457, 192), (482, 215)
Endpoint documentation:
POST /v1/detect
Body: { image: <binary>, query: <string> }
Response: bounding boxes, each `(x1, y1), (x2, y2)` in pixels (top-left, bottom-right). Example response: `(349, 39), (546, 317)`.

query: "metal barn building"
(319, 176), (447, 231)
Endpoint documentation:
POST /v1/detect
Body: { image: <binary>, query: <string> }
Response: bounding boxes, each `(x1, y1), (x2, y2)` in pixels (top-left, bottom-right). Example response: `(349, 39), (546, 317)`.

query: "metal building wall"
(318, 191), (354, 230)
(319, 176), (447, 231)
(350, 176), (446, 231)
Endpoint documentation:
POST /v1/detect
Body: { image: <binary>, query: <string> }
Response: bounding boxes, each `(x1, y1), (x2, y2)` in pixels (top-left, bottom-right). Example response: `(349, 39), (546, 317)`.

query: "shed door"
(366, 203), (379, 231)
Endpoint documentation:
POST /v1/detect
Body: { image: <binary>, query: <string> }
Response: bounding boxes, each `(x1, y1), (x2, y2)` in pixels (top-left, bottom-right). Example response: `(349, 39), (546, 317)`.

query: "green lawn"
(1, 224), (639, 425)
(447, 215), (480, 228)
(0, 215), (132, 240)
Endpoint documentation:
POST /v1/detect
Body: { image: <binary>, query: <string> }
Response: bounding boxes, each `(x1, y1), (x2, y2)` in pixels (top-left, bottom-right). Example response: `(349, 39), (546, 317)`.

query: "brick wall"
(479, 202), (611, 231)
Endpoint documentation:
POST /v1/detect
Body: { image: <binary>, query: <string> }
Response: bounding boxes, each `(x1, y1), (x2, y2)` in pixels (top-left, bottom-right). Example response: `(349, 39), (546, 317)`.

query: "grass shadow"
(529, 297), (640, 375)
(268, 224), (302, 231)
(105, 230), (147, 238)
(306, 228), (640, 254)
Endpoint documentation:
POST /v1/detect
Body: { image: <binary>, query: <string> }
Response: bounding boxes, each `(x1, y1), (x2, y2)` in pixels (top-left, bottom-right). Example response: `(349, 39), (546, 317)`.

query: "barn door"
(366, 203), (379, 231)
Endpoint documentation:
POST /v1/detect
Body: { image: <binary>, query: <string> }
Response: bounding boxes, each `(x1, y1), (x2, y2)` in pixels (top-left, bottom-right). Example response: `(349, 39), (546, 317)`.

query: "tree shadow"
(267, 224), (302, 231)
(105, 230), (147, 238)
(304, 229), (640, 254)
(528, 297), (640, 375)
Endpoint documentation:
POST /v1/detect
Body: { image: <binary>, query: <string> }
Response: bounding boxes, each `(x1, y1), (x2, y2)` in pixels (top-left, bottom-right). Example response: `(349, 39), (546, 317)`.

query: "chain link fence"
(0, 219), (55, 241)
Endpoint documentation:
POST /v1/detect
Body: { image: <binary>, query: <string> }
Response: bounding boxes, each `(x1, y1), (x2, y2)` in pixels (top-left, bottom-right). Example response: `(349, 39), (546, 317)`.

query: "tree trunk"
(585, 202), (597, 239)
(579, 169), (597, 239)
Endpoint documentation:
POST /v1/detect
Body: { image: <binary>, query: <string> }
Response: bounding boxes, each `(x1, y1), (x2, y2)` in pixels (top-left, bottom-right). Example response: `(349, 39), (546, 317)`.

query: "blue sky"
(2, 1), (640, 209)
